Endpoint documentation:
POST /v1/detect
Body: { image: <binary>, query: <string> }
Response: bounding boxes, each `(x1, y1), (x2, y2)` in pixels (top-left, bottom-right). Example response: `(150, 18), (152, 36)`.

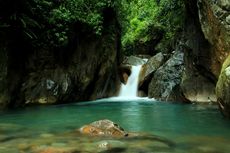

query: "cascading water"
(119, 65), (142, 97)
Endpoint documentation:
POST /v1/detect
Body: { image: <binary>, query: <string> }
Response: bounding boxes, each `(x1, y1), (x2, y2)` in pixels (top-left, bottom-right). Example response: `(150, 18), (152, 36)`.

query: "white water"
(119, 65), (142, 97)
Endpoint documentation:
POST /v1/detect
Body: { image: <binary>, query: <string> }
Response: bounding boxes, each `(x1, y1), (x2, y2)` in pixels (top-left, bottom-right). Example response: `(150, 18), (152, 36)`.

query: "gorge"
(0, 0), (230, 152)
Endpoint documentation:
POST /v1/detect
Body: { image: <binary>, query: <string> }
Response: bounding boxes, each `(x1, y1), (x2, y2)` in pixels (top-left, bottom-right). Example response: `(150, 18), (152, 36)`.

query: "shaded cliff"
(138, 0), (229, 106)
(0, 4), (121, 108)
(197, 0), (230, 116)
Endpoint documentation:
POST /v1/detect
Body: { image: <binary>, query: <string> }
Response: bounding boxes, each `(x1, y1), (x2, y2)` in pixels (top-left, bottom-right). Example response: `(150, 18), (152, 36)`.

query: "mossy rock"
(216, 55), (230, 118)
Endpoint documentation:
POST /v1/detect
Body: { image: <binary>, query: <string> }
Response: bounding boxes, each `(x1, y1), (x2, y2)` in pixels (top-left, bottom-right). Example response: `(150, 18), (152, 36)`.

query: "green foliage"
(0, 0), (185, 51)
(116, 0), (185, 54)
(0, 0), (114, 47)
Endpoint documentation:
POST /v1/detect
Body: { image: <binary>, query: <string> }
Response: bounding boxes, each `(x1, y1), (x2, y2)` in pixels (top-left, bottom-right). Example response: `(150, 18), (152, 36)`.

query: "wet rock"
(118, 65), (131, 85)
(139, 52), (165, 89)
(216, 55), (230, 118)
(148, 50), (184, 101)
(122, 73), (129, 85)
(138, 90), (147, 97)
(122, 56), (147, 66)
(79, 119), (128, 137)
(181, 73), (217, 103)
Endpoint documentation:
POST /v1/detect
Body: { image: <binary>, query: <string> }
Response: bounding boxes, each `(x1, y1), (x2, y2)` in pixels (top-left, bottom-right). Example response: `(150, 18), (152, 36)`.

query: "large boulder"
(139, 52), (165, 89)
(180, 43), (217, 103)
(78, 119), (128, 137)
(148, 50), (184, 101)
(216, 55), (230, 118)
(181, 74), (216, 103)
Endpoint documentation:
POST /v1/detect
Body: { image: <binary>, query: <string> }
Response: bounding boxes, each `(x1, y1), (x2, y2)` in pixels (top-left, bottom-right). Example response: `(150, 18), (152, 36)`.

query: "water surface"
(0, 99), (229, 153)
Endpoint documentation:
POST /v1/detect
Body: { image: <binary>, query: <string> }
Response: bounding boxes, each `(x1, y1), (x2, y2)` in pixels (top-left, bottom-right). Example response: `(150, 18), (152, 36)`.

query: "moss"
(216, 55), (230, 103)
(222, 54), (230, 73)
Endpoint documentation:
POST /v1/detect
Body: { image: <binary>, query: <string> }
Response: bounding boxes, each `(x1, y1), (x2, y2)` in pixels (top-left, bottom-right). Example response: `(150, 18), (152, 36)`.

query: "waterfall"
(119, 65), (142, 97)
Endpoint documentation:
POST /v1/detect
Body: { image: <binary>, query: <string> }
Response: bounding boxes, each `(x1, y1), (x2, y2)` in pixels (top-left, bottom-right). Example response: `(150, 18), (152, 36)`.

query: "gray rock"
(148, 51), (184, 101)
(122, 56), (147, 66)
(23, 69), (72, 105)
(139, 52), (164, 88)
(181, 74), (217, 103)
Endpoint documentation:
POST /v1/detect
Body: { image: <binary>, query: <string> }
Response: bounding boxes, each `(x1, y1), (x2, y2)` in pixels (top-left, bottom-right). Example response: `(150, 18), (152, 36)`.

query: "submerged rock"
(96, 140), (126, 152)
(78, 119), (128, 137)
(31, 146), (79, 153)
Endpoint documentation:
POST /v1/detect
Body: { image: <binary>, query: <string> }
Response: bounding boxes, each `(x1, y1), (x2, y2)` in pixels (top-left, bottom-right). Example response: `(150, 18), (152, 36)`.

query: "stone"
(78, 119), (128, 137)
(96, 140), (126, 151)
(122, 73), (129, 85)
(138, 90), (147, 97)
(139, 52), (165, 88)
(122, 56), (147, 66)
(148, 50), (184, 101)
(216, 55), (230, 118)
(181, 74), (217, 103)
(118, 65), (131, 85)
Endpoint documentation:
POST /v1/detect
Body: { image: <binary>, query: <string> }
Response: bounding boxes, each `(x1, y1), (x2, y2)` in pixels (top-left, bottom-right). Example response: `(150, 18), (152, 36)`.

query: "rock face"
(195, 0), (230, 115)
(79, 119), (128, 137)
(24, 23), (120, 105)
(216, 55), (230, 117)
(148, 50), (184, 101)
(197, 0), (230, 77)
(139, 52), (165, 90)
(0, 9), (120, 108)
